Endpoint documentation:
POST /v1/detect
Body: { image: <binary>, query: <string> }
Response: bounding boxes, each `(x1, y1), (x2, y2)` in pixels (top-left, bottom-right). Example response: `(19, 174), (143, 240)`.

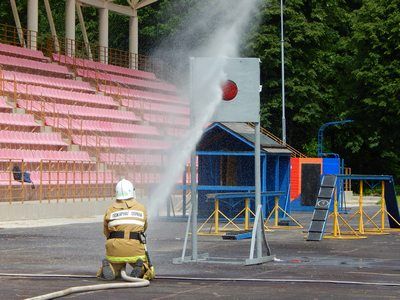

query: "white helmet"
(115, 179), (136, 200)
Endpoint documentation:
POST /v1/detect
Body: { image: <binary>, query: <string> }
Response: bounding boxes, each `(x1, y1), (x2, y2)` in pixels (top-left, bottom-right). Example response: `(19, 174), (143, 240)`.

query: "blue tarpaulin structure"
(195, 123), (291, 218)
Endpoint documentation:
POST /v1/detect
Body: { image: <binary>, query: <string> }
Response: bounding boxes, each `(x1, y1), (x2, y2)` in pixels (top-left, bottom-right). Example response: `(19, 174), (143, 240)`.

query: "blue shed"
(196, 122), (292, 219)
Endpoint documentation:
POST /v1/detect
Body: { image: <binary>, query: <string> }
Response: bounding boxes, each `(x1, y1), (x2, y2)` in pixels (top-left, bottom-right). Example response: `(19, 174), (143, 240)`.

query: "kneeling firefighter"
(97, 179), (155, 280)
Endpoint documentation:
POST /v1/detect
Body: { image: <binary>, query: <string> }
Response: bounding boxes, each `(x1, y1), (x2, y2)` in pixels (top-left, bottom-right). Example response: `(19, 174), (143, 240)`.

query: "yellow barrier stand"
(197, 198), (258, 236)
(324, 190), (366, 239)
(264, 196), (303, 229)
(365, 181), (400, 233)
(347, 181), (387, 235)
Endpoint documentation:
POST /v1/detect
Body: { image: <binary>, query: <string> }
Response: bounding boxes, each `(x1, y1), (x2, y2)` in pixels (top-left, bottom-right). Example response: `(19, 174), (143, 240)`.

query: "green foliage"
(244, 0), (400, 180)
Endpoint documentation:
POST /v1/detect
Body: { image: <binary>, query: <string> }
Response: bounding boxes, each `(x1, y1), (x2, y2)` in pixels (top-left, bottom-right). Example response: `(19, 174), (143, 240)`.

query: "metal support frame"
(175, 123), (275, 265)
(347, 180), (390, 235)
(76, 2), (93, 59)
(365, 181), (400, 232)
(197, 196), (256, 236)
(317, 120), (353, 157)
(10, 0), (26, 47)
(254, 122), (262, 258)
(324, 175), (400, 239)
(280, 0), (286, 145)
(324, 189), (366, 239)
(264, 196), (303, 229)
(77, 0), (158, 67)
(44, 0), (60, 53)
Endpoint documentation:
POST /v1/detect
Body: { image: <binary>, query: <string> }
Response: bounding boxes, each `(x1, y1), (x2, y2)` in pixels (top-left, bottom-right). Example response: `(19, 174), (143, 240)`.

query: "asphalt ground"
(0, 208), (399, 299)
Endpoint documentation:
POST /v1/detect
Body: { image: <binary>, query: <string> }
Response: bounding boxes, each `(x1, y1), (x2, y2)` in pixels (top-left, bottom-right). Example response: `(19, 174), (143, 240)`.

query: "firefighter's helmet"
(115, 179), (136, 200)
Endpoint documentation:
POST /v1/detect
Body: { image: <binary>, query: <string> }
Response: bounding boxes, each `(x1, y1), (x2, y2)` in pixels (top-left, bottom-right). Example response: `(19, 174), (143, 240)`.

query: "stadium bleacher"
(0, 39), (186, 202)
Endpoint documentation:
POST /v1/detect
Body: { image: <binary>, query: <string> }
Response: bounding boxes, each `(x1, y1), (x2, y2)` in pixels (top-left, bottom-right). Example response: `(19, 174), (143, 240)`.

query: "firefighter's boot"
(99, 259), (116, 280)
(130, 259), (144, 278)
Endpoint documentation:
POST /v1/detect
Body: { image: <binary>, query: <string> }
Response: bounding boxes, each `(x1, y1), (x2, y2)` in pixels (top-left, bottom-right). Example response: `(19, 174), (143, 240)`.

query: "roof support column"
(44, 0), (60, 53)
(27, 0), (38, 50)
(76, 2), (93, 60)
(129, 9), (138, 69)
(99, 7), (109, 64)
(10, 0), (26, 47)
(65, 0), (76, 57)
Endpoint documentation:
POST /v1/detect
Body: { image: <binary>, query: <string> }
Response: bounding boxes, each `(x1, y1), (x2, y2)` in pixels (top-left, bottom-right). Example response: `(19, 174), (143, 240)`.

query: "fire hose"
(0, 272), (398, 300)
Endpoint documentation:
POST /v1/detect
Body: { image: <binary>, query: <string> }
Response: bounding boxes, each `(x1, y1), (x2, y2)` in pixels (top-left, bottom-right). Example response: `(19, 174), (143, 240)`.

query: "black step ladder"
(307, 175), (337, 241)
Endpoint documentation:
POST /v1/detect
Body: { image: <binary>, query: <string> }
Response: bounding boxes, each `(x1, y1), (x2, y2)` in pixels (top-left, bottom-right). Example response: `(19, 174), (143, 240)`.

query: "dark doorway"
(220, 156), (237, 185)
(301, 164), (321, 206)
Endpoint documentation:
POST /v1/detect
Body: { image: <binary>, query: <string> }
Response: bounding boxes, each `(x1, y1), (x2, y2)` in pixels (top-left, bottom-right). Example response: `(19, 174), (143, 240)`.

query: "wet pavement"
(0, 208), (399, 299)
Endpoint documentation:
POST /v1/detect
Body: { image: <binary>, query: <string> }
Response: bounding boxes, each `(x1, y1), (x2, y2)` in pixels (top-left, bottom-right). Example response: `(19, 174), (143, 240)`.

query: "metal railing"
(247, 122), (307, 158)
(0, 23), (165, 77)
(0, 24), (38, 49)
(46, 36), (164, 75)
(0, 159), (117, 203)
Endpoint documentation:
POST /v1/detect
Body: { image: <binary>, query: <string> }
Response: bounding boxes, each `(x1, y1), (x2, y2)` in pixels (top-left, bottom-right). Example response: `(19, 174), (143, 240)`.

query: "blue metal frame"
(192, 122), (292, 219)
(317, 120), (353, 157)
(196, 151), (267, 157)
(336, 174), (393, 181)
(206, 191), (285, 200)
(332, 174), (394, 211)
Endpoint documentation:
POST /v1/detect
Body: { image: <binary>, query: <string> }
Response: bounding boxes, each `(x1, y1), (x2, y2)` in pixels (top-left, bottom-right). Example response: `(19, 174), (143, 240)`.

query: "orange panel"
(290, 158), (300, 200)
(290, 158), (323, 201)
(298, 158), (322, 200)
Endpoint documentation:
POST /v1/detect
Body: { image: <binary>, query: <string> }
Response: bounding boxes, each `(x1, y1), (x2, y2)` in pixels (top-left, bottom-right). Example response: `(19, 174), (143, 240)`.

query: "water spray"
(147, 0), (261, 217)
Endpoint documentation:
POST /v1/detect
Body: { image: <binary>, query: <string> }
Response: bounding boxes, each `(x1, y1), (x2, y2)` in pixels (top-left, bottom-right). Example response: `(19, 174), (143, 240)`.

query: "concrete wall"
(0, 198), (114, 221)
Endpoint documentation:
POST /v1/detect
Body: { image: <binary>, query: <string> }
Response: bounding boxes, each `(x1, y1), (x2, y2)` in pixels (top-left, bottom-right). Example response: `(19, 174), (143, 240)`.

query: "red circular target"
(221, 80), (238, 101)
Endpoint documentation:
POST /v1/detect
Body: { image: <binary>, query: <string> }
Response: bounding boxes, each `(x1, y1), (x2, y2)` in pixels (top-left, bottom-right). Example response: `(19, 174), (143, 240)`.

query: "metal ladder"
(306, 175), (337, 241)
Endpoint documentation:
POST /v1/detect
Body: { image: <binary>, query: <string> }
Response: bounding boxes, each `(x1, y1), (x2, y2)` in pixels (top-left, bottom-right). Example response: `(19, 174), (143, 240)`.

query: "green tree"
(343, 0), (400, 176)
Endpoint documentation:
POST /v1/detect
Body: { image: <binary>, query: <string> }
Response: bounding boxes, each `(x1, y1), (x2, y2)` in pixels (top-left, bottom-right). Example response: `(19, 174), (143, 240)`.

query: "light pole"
(280, 0), (286, 145)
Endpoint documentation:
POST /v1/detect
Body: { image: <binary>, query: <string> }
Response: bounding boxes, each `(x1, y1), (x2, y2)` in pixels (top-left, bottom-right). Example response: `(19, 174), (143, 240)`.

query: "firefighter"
(97, 179), (155, 280)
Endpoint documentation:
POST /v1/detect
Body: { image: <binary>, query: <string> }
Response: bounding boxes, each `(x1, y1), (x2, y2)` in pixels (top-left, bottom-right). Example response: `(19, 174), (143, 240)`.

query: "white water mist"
(148, 0), (261, 217)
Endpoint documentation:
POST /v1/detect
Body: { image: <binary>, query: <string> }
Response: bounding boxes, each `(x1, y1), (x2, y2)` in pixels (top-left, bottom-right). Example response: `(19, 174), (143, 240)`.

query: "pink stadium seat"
(72, 134), (169, 150)
(99, 152), (164, 165)
(45, 117), (159, 136)
(0, 43), (48, 61)
(121, 98), (189, 115)
(0, 130), (67, 147)
(142, 113), (189, 127)
(2, 82), (118, 108)
(0, 149), (90, 163)
(0, 54), (72, 77)
(0, 112), (38, 128)
(53, 53), (156, 80)
(98, 84), (184, 105)
(76, 68), (176, 93)
(17, 99), (140, 123)
(2, 70), (95, 93)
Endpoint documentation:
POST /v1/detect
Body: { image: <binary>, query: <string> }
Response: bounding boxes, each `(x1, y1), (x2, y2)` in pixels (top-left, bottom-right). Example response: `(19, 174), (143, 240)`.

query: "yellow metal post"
(332, 190), (339, 237)
(244, 198), (250, 231)
(39, 160), (43, 203)
(56, 160), (60, 203)
(274, 196), (279, 227)
(214, 199), (219, 234)
(21, 162), (25, 204)
(73, 161), (76, 203)
(358, 181), (364, 234)
(324, 185), (365, 239)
